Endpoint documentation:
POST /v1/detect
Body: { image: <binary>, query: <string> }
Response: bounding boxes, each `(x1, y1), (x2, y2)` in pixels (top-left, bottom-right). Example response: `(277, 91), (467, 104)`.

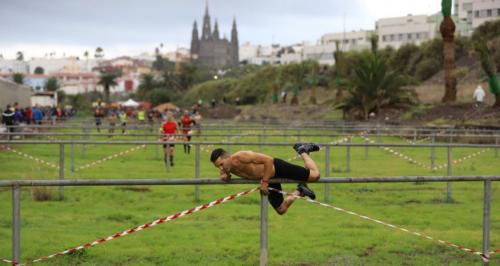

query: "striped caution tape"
(3, 188), (258, 265)
(269, 188), (496, 262)
(1, 145), (59, 169)
(431, 148), (490, 171)
(360, 136), (433, 170)
(76, 145), (146, 171)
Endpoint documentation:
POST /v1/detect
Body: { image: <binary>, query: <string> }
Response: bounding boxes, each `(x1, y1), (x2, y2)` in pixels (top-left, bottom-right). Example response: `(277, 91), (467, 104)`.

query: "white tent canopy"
(123, 99), (139, 107)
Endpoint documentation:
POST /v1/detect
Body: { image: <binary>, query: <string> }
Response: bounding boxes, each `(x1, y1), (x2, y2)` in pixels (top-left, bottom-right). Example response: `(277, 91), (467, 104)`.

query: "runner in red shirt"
(160, 111), (177, 166)
(180, 110), (194, 154)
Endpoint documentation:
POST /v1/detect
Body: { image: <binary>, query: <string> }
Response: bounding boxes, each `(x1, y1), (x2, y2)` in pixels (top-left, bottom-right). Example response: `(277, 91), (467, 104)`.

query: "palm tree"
(306, 63), (320, 104)
(45, 77), (60, 91)
(343, 53), (407, 120)
(137, 73), (157, 98)
(440, 0), (457, 102)
(16, 51), (24, 61)
(98, 73), (119, 102)
(12, 73), (24, 84)
(95, 47), (104, 59)
(474, 39), (500, 107)
(178, 63), (197, 91)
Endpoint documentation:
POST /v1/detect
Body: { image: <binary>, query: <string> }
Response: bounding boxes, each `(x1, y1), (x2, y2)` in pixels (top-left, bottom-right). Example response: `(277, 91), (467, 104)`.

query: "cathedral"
(190, 5), (239, 68)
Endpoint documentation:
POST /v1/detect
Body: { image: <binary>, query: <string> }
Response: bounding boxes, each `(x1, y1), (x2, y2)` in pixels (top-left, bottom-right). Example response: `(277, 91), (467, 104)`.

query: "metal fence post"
(446, 146), (452, 202)
(260, 193), (268, 266)
(59, 143), (65, 200)
(82, 128), (88, 158)
(495, 137), (498, 158)
(364, 139), (368, 160)
(12, 185), (20, 265)
(482, 180), (491, 266)
(195, 144), (200, 201)
(324, 145), (331, 202)
(70, 143), (75, 173)
(155, 141), (160, 160)
(431, 135), (436, 170)
(346, 139), (351, 172)
(259, 135), (263, 152)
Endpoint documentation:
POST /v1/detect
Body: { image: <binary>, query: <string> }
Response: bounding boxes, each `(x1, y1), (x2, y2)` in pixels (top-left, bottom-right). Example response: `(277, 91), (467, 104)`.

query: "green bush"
(182, 78), (237, 106)
(226, 66), (279, 104)
(415, 58), (441, 81)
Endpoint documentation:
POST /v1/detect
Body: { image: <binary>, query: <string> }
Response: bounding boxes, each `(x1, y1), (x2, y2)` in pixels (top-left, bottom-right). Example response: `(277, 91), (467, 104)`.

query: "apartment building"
(376, 14), (437, 49)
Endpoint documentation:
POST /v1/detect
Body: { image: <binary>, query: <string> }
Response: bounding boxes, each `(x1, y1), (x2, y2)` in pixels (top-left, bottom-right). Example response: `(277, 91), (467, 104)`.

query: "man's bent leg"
(300, 153), (320, 182)
(277, 190), (301, 215)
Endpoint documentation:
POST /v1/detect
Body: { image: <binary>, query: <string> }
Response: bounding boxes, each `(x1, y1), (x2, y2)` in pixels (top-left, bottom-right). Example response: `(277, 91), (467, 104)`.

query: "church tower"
(201, 3), (212, 40)
(230, 17), (239, 66)
(190, 20), (200, 59)
(213, 19), (220, 40)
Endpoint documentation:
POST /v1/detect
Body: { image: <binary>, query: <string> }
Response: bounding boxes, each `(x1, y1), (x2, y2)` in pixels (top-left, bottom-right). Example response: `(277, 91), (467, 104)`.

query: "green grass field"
(0, 124), (498, 265)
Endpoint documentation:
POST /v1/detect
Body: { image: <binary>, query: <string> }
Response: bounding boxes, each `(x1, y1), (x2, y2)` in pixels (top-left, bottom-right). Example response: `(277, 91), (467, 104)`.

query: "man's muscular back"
(229, 151), (275, 180)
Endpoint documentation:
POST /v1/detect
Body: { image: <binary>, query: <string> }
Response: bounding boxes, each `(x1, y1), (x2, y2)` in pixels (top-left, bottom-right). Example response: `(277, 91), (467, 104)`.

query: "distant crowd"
(2, 103), (76, 128)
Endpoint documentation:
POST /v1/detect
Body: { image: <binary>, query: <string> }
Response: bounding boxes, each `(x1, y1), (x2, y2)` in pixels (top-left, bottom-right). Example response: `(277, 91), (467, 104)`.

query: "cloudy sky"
(0, 0), (440, 59)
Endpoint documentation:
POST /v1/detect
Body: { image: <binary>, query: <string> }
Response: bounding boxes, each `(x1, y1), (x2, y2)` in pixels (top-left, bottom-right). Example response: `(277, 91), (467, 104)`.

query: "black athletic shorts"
(163, 143), (175, 148)
(268, 158), (310, 210)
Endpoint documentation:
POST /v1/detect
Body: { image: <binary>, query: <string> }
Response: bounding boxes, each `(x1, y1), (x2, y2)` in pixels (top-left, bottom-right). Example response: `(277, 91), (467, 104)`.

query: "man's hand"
(220, 172), (231, 182)
(260, 180), (269, 196)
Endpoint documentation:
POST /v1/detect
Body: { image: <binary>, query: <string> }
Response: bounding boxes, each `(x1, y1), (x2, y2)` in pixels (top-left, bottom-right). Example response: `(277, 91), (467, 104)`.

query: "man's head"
(211, 148), (231, 172)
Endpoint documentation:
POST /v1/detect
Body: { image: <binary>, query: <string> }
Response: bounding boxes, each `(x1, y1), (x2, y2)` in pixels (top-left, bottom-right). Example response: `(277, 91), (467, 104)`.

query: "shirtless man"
(210, 143), (320, 215)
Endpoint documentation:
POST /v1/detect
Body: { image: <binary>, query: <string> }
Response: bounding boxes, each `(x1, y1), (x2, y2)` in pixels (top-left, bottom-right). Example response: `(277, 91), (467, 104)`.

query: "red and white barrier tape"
(3, 187), (258, 265)
(432, 148), (490, 171)
(269, 188), (496, 262)
(76, 144), (146, 171)
(361, 136), (434, 170)
(0, 259), (12, 265)
(1, 145), (59, 169)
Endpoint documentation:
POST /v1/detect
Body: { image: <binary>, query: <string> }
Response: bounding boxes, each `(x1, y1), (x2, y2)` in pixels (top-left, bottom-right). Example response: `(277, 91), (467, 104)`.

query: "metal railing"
(2, 140), (500, 203)
(0, 176), (497, 266)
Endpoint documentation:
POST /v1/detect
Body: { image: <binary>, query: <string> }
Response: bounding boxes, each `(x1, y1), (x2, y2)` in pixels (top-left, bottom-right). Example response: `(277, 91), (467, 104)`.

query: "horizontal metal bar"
(0, 176), (498, 187)
(1, 140), (500, 148)
(2, 132), (500, 138)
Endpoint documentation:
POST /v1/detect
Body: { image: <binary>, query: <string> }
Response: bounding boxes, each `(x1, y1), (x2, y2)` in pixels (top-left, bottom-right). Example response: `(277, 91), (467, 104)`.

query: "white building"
(470, 0), (500, 28)
(376, 14), (438, 49)
(0, 60), (29, 74)
(28, 57), (97, 74)
(319, 30), (373, 52)
(454, 0), (500, 35)
(302, 44), (336, 65)
(239, 42), (259, 63)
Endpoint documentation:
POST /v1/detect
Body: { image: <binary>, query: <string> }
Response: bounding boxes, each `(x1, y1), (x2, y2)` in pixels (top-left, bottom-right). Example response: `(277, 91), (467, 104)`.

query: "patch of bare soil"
(410, 103), (500, 128)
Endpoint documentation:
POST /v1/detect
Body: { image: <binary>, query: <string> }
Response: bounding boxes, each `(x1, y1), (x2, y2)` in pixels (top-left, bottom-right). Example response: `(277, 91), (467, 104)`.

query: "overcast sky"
(0, 0), (440, 59)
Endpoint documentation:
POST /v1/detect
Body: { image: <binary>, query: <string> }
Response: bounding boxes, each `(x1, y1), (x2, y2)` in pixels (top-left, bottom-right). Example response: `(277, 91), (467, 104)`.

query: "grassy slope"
(0, 127), (498, 265)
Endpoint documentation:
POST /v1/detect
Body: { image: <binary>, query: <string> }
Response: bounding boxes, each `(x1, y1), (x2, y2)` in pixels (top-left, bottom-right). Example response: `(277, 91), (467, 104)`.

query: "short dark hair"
(210, 148), (227, 162)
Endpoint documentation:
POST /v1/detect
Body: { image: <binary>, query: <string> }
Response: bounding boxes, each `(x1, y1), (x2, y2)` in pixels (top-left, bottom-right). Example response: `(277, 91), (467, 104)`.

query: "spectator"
(32, 105), (44, 125)
(2, 105), (15, 139)
(108, 110), (117, 137)
(211, 98), (216, 108)
(235, 96), (240, 106)
(473, 84), (486, 107)
(24, 107), (32, 124)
